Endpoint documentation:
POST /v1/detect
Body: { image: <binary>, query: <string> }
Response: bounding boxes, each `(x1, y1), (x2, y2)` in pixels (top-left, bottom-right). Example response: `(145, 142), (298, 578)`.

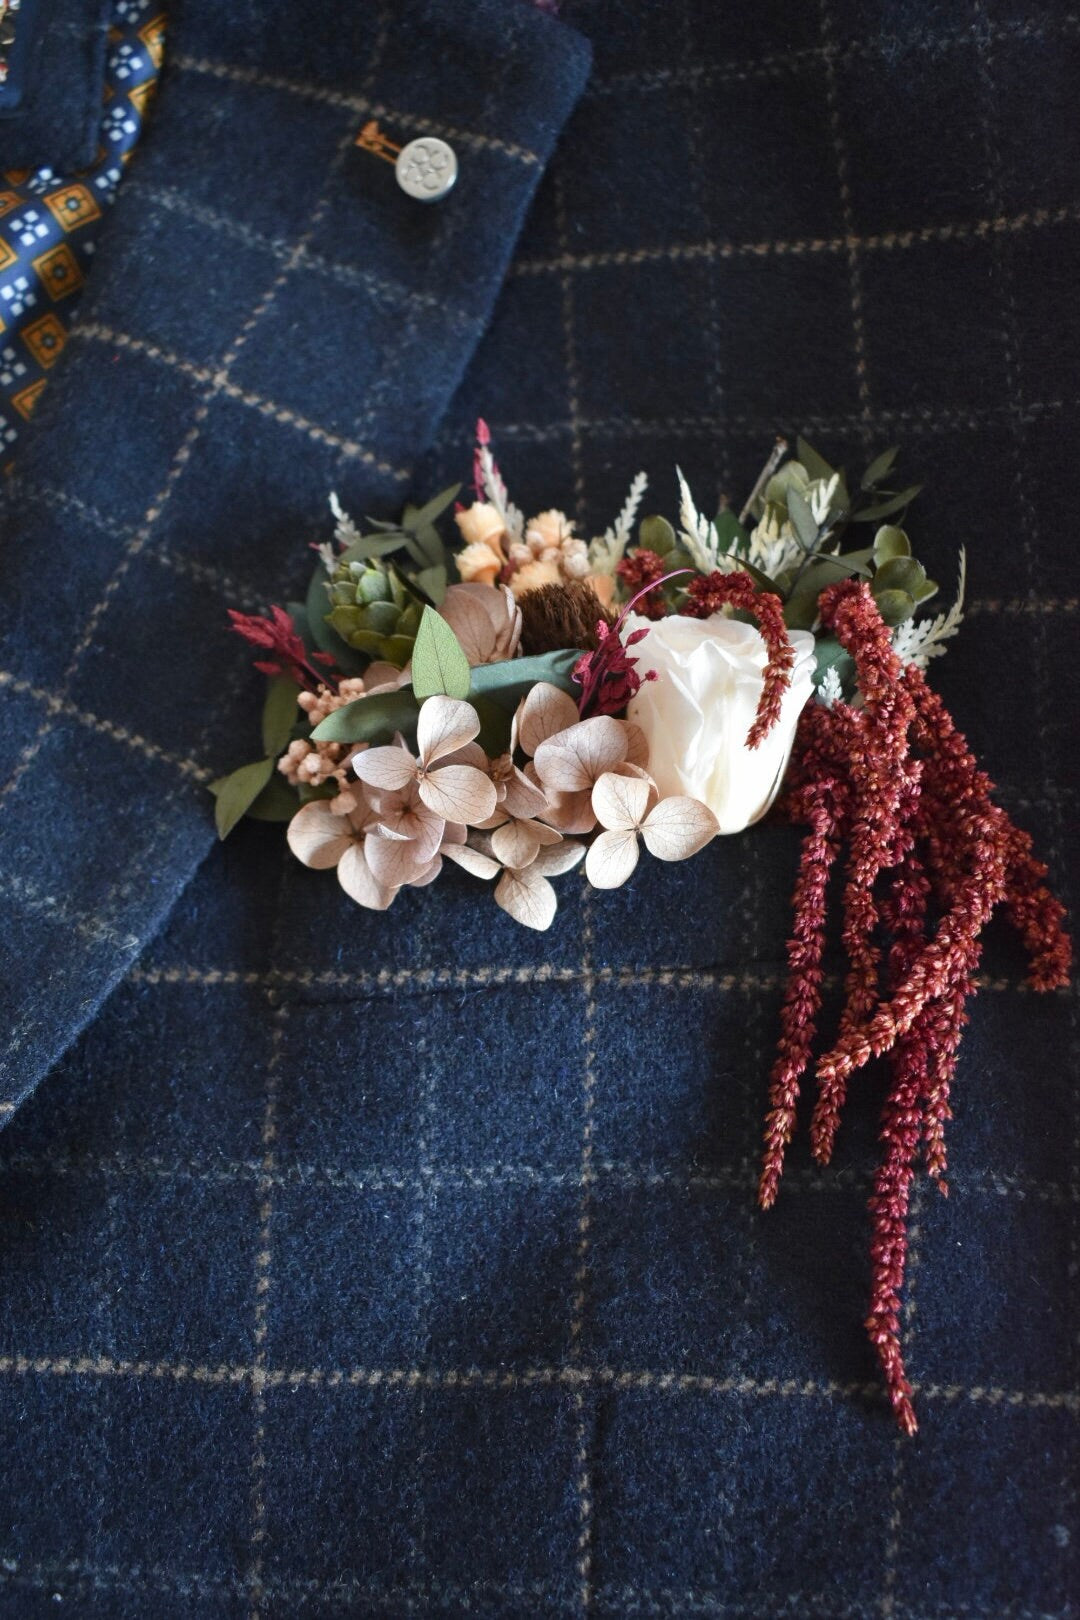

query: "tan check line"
(6, 1150), (1073, 1207)
(128, 178), (480, 331)
(126, 961), (1073, 997)
(586, 12), (1080, 95)
(0, 871), (141, 954)
(0, 669), (213, 784)
(511, 204), (1080, 277)
(0, 1352), (1074, 1414)
(73, 323), (411, 480)
(170, 52), (541, 166)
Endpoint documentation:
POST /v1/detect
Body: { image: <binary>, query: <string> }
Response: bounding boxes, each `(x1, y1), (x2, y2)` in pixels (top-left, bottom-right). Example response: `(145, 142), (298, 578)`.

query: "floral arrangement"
(214, 422), (1070, 1432)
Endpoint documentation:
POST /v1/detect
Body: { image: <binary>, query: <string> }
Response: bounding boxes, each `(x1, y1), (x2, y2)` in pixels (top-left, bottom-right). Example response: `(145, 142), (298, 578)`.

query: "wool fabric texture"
(0, 2), (1076, 1616)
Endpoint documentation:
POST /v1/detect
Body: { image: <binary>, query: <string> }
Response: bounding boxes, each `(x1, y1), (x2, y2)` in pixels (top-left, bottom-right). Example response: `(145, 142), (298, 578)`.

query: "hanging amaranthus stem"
(761, 579), (1071, 1431)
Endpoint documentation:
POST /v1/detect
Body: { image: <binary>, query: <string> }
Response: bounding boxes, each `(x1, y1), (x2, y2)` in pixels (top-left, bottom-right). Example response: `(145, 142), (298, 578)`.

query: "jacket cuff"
(0, 0), (591, 1122)
(0, 0), (111, 172)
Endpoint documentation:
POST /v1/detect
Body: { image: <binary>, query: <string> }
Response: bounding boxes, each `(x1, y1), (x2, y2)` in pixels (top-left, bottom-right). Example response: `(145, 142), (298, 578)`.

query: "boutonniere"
(214, 421), (1070, 1433)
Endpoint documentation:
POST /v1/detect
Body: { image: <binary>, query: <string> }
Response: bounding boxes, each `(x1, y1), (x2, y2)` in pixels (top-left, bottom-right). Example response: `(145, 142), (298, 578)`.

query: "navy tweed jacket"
(0, 1), (1077, 1615)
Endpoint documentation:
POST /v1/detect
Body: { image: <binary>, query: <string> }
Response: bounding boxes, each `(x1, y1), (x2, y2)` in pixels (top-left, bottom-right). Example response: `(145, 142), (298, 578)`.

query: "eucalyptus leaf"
(852, 485), (922, 523)
(639, 514), (677, 555)
(261, 676), (300, 757)
(209, 758), (275, 839)
(469, 649), (581, 710)
(873, 556), (926, 597)
(861, 446), (900, 490)
(311, 689), (421, 745)
(733, 557), (780, 594)
(246, 773), (301, 823)
(872, 525), (912, 563)
(472, 693), (513, 755)
(787, 487), (820, 551)
(795, 438), (835, 483)
(411, 606), (471, 700)
(340, 532), (417, 563)
(874, 587), (916, 626)
(914, 577), (939, 603)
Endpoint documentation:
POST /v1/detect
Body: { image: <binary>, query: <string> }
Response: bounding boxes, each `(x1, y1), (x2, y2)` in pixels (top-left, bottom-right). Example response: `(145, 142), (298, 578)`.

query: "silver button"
(395, 137), (457, 203)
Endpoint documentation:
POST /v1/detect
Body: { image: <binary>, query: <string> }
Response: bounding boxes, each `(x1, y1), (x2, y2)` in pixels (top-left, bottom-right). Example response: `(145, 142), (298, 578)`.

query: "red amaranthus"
(761, 580), (1070, 1434)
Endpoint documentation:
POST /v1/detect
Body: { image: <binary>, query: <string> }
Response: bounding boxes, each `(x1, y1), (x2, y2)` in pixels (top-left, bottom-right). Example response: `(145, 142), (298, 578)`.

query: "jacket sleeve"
(0, 0), (592, 1123)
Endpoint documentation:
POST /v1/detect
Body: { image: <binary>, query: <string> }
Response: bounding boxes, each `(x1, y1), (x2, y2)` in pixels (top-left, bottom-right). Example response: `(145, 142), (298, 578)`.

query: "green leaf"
(411, 606), (471, 700)
(851, 485), (922, 523)
(873, 556), (926, 598)
(304, 562), (367, 675)
(311, 689), (421, 745)
(861, 446), (900, 490)
(468, 650), (581, 711)
(471, 693), (513, 756)
(209, 758), (275, 839)
(733, 557), (780, 594)
(872, 525), (911, 563)
(415, 564), (448, 605)
(639, 514), (677, 556)
(874, 587), (916, 626)
(914, 577), (939, 604)
(261, 676), (299, 757)
(782, 553), (873, 629)
(713, 508), (750, 556)
(403, 483), (461, 534)
(812, 635), (855, 691)
(796, 438), (835, 483)
(787, 487), (820, 552)
(246, 773), (300, 823)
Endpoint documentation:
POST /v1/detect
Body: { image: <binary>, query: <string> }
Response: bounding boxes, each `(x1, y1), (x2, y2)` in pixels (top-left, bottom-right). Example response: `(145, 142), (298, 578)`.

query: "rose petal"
(336, 841), (396, 909)
(533, 839), (585, 877)
(585, 827), (640, 889)
(533, 716), (628, 793)
(442, 843), (501, 880)
(591, 771), (652, 832)
(641, 796), (719, 861)
(419, 763), (498, 825)
(417, 696), (481, 765)
(491, 818), (543, 870)
(286, 802), (354, 870)
(515, 683), (581, 758)
(495, 866), (558, 930)
(352, 746), (417, 792)
(365, 830), (435, 887)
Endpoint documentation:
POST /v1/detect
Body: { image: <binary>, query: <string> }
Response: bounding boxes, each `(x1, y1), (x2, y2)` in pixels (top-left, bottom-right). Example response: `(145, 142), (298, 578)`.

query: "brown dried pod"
(517, 580), (614, 656)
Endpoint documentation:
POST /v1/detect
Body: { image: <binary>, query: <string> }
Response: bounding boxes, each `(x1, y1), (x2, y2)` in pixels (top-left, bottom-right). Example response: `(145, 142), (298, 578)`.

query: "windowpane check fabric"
(0, 3), (1076, 1617)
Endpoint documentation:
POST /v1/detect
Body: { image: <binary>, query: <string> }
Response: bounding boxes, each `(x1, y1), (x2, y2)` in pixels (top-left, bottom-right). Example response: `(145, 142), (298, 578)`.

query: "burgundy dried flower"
(228, 605), (337, 691)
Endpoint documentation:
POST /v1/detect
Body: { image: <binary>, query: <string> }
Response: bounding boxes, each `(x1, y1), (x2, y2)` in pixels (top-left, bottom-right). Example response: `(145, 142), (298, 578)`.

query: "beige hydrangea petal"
(286, 802), (355, 870)
(438, 740), (488, 770)
(624, 721), (650, 769)
(641, 796), (719, 862)
(495, 866), (558, 930)
(502, 767), (548, 821)
(442, 843), (501, 880)
(365, 830), (435, 888)
(537, 785), (597, 836)
(591, 770), (653, 832)
(352, 746), (417, 792)
(491, 818), (543, 870)
(585, 827), (641, 889)
(439, 582), (521, 666)
(533, 840), (585, 877)
(336, 841), (396, 909)
(534, 716), (627, 793)
(408, 856), (443, 888)
(419, 763), (498, 825)
(515, 683), (581, 758)
(417, 696), (481, 765)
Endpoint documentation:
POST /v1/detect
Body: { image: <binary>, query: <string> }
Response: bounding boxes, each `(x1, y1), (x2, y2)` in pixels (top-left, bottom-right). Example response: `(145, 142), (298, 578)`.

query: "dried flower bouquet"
(215, 423), (1070, 1432)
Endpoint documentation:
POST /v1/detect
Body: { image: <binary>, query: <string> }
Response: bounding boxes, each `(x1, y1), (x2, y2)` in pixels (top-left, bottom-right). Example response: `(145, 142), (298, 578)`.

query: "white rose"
(623, 612), (816, 834)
